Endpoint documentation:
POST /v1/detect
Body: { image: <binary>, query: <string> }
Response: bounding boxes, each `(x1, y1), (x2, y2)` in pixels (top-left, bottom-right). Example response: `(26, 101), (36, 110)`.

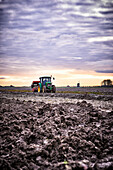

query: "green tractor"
(31, 76), (56, 93)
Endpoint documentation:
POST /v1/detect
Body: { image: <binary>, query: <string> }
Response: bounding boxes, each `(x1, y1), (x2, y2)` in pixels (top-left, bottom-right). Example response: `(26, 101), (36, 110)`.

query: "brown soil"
(0, 92), (113, 170)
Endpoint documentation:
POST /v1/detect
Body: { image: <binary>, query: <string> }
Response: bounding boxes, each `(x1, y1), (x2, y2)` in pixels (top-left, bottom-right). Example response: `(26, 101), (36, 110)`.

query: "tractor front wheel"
(42, 86), (46, 93)
(52, 85), (56, 93)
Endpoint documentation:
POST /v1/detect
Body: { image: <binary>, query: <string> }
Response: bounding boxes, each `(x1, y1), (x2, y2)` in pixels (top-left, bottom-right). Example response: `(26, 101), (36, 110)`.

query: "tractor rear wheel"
(52, 85), (56, 93)
(38, 85), (41, 93)
(42, 86), (46, 93)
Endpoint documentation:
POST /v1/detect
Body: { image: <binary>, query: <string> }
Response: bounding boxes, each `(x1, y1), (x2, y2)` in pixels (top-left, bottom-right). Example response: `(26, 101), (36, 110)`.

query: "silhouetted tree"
(101, 79), (112, 86)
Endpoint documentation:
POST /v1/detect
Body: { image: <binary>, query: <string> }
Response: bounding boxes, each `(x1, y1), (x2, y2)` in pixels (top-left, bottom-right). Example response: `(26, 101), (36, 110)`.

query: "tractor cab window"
(43, 78), (47, 82)
(48, 77), (51, 82)
(40, 77), (51, 84)
(42, 77), (51, 83)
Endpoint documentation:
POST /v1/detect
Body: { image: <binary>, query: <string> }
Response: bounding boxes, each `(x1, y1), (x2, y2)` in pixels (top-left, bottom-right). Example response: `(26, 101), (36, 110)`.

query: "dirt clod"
(0, 93), (113, 169)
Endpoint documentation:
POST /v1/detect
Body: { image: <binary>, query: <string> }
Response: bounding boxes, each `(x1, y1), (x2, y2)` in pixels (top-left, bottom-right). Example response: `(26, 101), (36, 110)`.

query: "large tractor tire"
(52, 85), (56, 93)
(42, 86), (46, 93)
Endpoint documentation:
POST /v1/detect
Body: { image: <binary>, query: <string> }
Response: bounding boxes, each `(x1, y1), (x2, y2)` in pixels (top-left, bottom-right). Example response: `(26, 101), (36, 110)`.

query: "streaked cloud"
(0, 77), (6, 79)
(96, 70), (113, 73)
(88, 36), (113, 42)
(59, 56), (82, 60)
(0, 0), (113, 86)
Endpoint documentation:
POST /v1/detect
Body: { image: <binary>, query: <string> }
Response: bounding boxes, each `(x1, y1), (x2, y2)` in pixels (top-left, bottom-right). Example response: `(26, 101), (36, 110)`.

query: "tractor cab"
(39, 76), (51, 85)
(39, 76), (56, 93)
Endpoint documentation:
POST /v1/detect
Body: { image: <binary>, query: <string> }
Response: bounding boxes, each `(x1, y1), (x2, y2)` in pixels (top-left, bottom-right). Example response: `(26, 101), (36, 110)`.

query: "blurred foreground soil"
(0, 90), (113, 169)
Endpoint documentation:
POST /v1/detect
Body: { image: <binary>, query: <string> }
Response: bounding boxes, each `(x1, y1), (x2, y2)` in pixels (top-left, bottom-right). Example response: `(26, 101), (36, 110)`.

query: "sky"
(0, 0), (113, 86)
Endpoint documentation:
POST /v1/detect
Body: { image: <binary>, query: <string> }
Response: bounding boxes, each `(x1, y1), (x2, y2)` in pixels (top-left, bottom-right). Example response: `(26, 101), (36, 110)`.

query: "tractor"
(31, 76), (56, 93)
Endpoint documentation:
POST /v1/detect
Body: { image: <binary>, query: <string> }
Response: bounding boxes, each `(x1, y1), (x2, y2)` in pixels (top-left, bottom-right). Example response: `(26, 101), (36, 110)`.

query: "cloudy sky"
(0, 0), (113, 86)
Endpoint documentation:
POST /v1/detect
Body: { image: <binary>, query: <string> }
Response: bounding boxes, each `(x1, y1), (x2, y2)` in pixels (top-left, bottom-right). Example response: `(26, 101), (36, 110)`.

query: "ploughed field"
(0, 88), (113, 169)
